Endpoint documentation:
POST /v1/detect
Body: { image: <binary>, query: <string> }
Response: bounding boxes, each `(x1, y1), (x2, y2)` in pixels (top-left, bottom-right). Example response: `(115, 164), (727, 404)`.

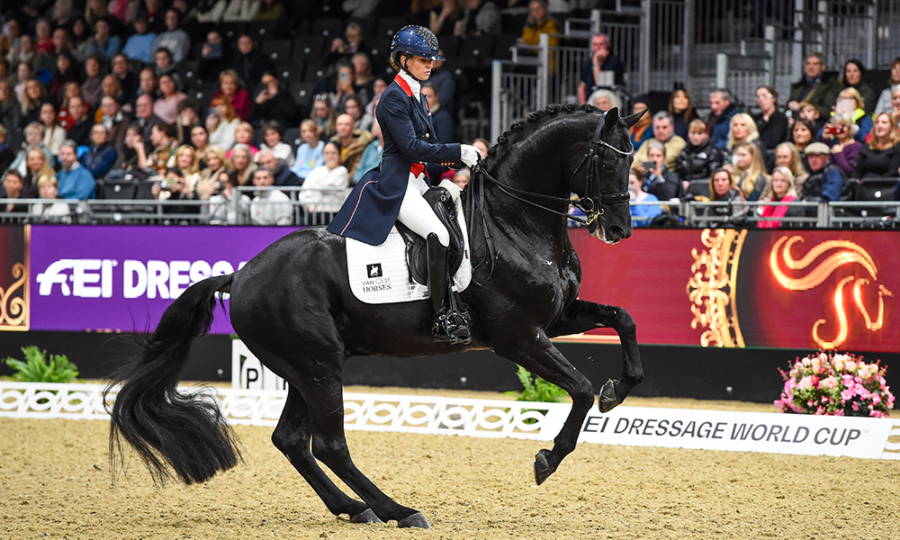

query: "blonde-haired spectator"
(31, 176), (71, 222)
(758, 166), (803, 229)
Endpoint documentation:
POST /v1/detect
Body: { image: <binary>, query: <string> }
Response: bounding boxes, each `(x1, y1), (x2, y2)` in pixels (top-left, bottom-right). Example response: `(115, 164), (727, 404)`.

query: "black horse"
(107, 104), (645, 529)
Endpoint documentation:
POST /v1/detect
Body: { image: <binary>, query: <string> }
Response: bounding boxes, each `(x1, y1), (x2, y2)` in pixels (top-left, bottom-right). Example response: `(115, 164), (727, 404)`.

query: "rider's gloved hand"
(460, 144), (481, 168)
(438, 179), (461, 204)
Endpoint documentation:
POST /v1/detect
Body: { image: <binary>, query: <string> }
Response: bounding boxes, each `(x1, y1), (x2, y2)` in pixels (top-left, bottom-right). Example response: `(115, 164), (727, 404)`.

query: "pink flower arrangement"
(775, 352), (895, 418)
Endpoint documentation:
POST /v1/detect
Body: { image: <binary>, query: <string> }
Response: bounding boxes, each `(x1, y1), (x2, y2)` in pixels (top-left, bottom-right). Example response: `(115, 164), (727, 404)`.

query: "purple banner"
(29, 225), (299, 334)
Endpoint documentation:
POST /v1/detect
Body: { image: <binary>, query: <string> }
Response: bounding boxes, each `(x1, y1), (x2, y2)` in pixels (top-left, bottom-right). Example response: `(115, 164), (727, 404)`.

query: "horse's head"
(576, 107), (646, 244)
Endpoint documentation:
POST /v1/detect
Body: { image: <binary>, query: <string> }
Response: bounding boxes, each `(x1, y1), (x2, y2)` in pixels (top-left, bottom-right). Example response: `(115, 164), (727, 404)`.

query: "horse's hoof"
(598, 379), (620, 413)
(533, 449), (554, 486)
(398, 512), (430, 529)
(351, 508), (382, 524)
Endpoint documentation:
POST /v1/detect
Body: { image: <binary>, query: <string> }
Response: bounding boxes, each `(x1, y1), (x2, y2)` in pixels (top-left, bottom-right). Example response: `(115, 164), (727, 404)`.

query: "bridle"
(466, 111), (633, 284)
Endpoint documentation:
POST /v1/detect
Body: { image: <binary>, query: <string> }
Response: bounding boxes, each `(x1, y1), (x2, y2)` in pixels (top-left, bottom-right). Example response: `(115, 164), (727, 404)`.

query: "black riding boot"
(427, 233), (471, 345)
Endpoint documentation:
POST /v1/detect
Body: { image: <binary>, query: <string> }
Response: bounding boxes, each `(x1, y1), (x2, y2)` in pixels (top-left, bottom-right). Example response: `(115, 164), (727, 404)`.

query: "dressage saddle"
(395, 187), (466, 286)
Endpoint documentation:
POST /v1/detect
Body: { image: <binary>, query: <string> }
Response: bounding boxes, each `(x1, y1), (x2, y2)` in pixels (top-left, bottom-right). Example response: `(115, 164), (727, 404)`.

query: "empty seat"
(276, 61), (306, 84)
(458, 36), (496, 62)
(262, 39), (292, 63)
(374, 17), (407, 39)
(311, 18), (345, 39)
(292, 37), (325, 61)
(284, 127), (300, 148)
(248, 20), (280, 40)
(289, 82), (316, 106)
(219, 22), (246, 40)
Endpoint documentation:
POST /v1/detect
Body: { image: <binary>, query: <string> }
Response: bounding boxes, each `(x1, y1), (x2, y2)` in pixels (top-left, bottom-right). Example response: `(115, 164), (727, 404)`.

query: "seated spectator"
(890, 87), (900, 128)
(151, 166), (200, 215)
(7, 123), (53, 178)
(1, 170), (30, 213)
(111, 53), (139, 105)
(353, 111), (383, 185)
(250, 167), (292, 225)
(330, 113), (374, 179)
(21, 78), (50, 128)
(628, 168), (662, 227)
(874, 57), (900, 116)
(211, 69), (251, 121)
(702, 168), (746, 225)
(0, 125), (14, 174)
(230, 143), (257, 186)
(144, 123), (179, 175)
(7, 34), (36, 69)
(311, 94), (336, 140)
(207, 170), (250, 224)
(227, 121), (258, 158)
(121, 14), (157, 64)
(80, 124), (117, 178)
(22, 146), (58, 198)
(69, 18), (91, 51)
(472, 138), (489, 159)
(48, 52), (78, 102)
(223, 0), (261, 22)
(854, 112), (900, 179)
(117, 124), (147, 175)
(190, 126), (210, 166)
(788, 52), (840, 118)
(144, 0), (167, 32)
(299, 141), (349, 214)
(56, 140), (96, 199)
(774, 142), (809, 189)
(196, 145), (231, 199)
(98, 95), (131, 154)
(254, 0), (284, 19)
(258, 120), (294, 166)
(250, 71), (296, 128)
(197, 30), (229, 84)
(65, 96), (95, 147)
(796, 101), (826, 135)
(133, 67), (161, 109)
(75, 17), (120, 63)
(81, 55), (104, 108)
(324, 22), (368, 67)
(633, 111), (685, 173)
(753, 86), (789, 151)
(518, 1), (559, 72)
(195, 0), (229, 23)
(39, 103), (66, 155)
(257, 148), (300, 187)
(800, 142), (847, 209)
(13, 63), (34, 104)
(152, 73), (187, 125)
(707, 87), (741, 150)
(791, 118), (816, 154)
(176, 98), (201, 145)
(757, 166), (803, 229)
(823, 112), (861, 177)
(207, 96), (241, 152)
(152, 48), (177, 78)
(838, 59), (877, 114)
(726, 142), (768, 202)
(452, 168), (470, 190)
(96, 76), (125, 117)
(291, 119), (324, 182)
(31, 176), (71, 222)
(588, 88), (622, 112)
(169, 144), (201, 191)
(0, 81), (23, 137)
(34, 19), (55, 60)
(675, 118), (726, 198)
(578, 33), (625, 104)
(420, 84), (450, 142)
(669, 88), (697, 139)
(57, 82), (88, 131)
(331, 62), (367, 114)
(351, 53), (375, 104)
(641, 140), (682, 201)
(47, 28), (74, 68)
(726, 113), (766, 161)
(231, 35), (269, 95)
(153, 9), (190, 63)
(831, 87), (872, 143)
(428, 55), (455, 116)
(456, 0), (501, 36)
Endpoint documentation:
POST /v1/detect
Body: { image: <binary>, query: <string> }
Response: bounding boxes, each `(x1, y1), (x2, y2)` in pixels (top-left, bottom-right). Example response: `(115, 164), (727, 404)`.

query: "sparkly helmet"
(390, 25), (445, 74)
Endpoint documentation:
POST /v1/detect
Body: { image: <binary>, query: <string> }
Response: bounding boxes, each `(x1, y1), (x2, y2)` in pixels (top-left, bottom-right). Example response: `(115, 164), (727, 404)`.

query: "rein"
(466, 113), (633, 285)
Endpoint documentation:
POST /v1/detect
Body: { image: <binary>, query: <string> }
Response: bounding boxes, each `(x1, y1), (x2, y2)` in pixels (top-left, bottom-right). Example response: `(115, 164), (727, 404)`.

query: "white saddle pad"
(346, 209), (471, 304)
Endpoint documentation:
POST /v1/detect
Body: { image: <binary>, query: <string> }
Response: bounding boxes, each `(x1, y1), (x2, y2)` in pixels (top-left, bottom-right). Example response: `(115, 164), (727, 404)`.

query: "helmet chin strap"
(401, 55), (423, 83)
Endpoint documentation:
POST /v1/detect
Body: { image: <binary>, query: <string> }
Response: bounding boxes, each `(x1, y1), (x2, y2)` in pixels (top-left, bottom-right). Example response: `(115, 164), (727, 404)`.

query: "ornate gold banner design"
(687, 229), (747, 347)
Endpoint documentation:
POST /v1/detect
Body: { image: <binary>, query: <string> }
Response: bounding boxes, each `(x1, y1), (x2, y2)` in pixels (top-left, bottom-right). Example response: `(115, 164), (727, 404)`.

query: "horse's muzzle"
(601, 224), (630, 245)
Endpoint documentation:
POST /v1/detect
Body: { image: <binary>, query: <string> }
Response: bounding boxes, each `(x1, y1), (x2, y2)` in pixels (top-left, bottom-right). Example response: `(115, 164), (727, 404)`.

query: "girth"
(395, 187), (466, 285)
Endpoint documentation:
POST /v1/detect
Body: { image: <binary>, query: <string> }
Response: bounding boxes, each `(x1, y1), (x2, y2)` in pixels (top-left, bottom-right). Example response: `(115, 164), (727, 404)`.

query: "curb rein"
(466, 114), (634, 285)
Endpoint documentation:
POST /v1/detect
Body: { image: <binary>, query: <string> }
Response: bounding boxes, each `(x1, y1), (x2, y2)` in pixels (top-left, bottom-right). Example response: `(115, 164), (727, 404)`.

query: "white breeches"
(397, 172), (450, 247)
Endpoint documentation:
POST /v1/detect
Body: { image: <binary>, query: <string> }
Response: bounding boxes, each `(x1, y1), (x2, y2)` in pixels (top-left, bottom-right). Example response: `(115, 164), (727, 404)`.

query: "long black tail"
(105, 273), (240, 485)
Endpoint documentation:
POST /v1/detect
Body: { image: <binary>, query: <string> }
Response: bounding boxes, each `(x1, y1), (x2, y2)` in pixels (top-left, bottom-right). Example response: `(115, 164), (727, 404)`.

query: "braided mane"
(484, 103), (600, 168)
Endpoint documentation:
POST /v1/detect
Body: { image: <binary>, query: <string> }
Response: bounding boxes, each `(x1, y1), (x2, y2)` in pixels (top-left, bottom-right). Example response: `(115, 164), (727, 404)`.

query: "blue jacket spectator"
(706, 88), (741, 150)
(57, 142), (97, 200)
(353, 139), (383, 185)
(122, 17), (158, 65)
(290, 120), (324, 181)
(80, 125), (118, 179)
(153, 10), (191, 64)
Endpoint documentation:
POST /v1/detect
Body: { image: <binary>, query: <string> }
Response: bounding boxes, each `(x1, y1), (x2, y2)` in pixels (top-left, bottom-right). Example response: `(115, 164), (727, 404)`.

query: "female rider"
(327, 25), (480, 345)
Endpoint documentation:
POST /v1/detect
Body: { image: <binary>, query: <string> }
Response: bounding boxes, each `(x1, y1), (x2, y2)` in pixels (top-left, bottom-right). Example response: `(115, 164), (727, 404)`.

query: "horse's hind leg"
(547, 300), (644, 412)
(298, 375), (430, 528)
(272, 385), (380, 523)
(493, 333), (595, 486)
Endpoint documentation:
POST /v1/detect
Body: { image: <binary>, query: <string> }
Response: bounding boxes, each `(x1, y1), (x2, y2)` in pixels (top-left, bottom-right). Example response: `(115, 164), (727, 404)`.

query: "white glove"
(460, 144), (480, 168)
(438, 179), (461, 204)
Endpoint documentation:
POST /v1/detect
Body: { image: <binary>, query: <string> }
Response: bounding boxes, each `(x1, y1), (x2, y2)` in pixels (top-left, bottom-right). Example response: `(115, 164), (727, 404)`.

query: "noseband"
(472, 112), (633, 228)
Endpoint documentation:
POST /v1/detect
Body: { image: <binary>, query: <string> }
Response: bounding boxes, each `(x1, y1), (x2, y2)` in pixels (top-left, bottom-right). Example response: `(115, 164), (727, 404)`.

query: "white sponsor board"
(1, 382), (898, 461)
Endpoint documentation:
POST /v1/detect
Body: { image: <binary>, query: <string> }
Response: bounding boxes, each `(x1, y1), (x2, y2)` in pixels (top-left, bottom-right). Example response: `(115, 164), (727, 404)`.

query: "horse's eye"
(601, 162), (615, 173)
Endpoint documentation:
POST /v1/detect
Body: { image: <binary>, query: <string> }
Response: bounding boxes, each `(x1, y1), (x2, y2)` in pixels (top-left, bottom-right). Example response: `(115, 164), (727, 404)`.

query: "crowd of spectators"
(1, 2), (899, 229)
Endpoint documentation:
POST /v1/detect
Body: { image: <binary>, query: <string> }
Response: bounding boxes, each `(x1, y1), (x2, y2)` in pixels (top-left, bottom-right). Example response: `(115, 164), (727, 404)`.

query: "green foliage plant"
(3, 346), (80, 383)
(508, 366), (568, 403)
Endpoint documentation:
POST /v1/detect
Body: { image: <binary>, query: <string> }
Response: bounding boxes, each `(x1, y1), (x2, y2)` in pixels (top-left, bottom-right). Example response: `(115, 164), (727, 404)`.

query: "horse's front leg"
(492, 332), (594, 486)
(547, 300), (643, 412)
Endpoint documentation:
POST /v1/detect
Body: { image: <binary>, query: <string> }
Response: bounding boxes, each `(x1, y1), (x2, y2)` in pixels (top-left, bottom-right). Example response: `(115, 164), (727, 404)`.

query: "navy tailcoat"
(326, 74), (462, 245)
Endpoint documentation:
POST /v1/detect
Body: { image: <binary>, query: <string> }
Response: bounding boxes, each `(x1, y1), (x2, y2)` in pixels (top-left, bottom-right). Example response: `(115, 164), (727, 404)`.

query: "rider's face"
(405, 55), (433, 81)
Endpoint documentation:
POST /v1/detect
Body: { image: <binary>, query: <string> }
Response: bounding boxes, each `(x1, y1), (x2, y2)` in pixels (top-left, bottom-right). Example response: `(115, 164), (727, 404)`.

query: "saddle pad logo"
(367, 263), (383, 278)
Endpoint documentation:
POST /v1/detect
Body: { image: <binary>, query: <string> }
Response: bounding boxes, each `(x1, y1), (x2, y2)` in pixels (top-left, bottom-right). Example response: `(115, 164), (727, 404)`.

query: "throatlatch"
(427, 232), (471, 345)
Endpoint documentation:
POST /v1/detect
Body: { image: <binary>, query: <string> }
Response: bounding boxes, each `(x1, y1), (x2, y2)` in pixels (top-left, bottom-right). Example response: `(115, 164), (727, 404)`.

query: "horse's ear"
(622, 108), (648, 129)
(602, 107), (620, 134)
